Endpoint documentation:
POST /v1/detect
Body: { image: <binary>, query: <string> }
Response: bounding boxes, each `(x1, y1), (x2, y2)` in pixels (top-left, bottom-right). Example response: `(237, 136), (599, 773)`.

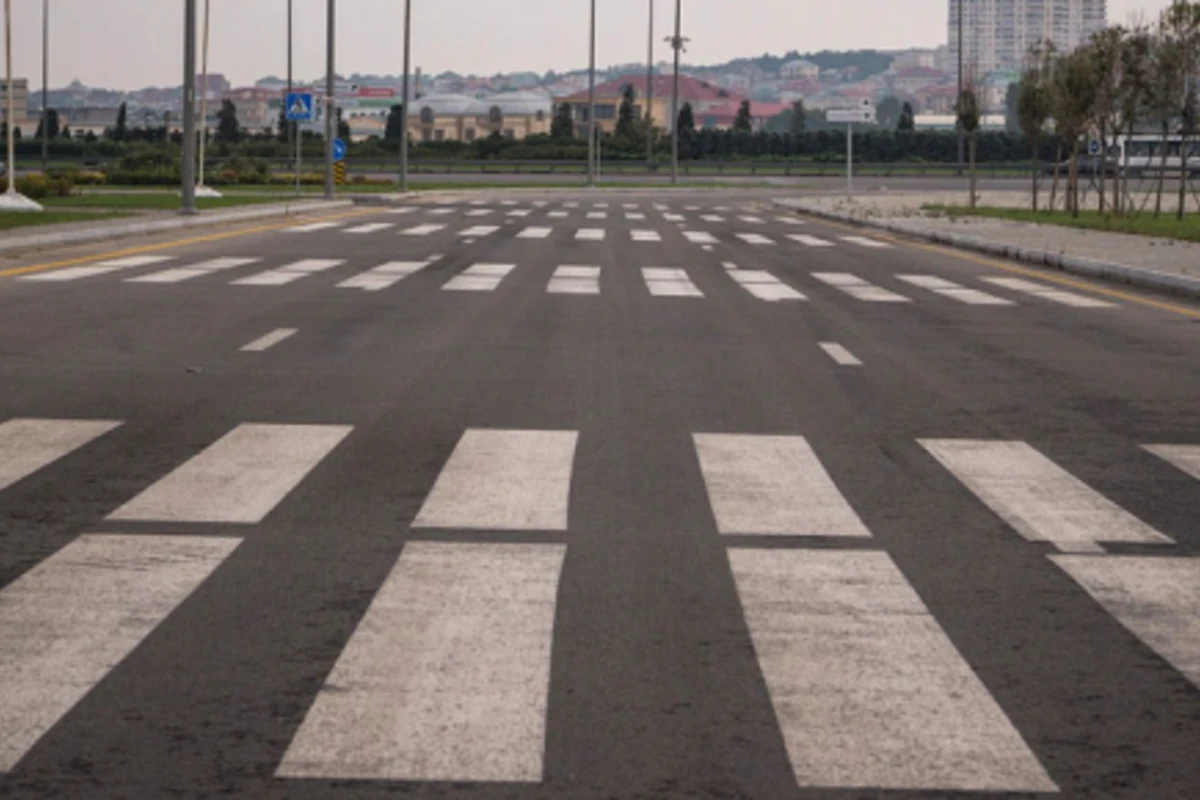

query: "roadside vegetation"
(924, 205), (1200, 243)
(0, 211), (128, 231)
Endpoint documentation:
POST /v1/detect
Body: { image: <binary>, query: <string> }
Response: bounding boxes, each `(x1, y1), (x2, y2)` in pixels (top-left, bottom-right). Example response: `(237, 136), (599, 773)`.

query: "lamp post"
(586, 0), (596, 188)
(1, 0), (42, 210)
(180, 0), (198, 215)
(669, 0), (683, 186)
(195, 0), (221, 197)
(41, 0), (48, 172)
(324, 0), (335, 200)
(287, 0), (293, 194)
(957, 0), (964, 169)
(400, 0), (411, 191)
(645, 0), (654, 169)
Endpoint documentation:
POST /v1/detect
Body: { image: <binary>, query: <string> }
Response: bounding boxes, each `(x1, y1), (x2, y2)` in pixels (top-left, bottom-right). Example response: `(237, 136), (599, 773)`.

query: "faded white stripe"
(920, 439), (1173, 551)
(729, 549), (1056, 792)
(343, 223), (395, 234)
(897, 275), (1014, 306)
(338, 259), (435, 292)
(517, 227), (553, 239)
(413, 429), (578, 531)
(631, 229), (662, 242)
(127, 257), (261, 284)
(694, 434), (869, 537)
(728, 270), (806, 302)
(683, 231), (718, 245)
(233, 259), (344, 287)
(401, 224), (446, 236)
(813, 273), (911, 303)
(1144, 444), (1200, 481)
(240, 328), (298, 352)
(548, 265), (601, 295)
(21, 256), (174, 282)
(820, 342), (862, 366)
(788, 234), (834, 247)
(0, 534), (241, 773)
(984, 277), (1115, 308)
(442, 263), (517, 292)
(575, 229), (605, 241)
(643, 267), (703, 298)
(841, 235), (892, 248)
(0, 419), (122, 493)
(108, 423), (352, 524)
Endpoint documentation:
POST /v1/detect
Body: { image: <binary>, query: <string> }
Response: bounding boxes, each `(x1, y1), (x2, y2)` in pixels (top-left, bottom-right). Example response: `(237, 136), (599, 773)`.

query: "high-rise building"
(948, 0), (1107, 77)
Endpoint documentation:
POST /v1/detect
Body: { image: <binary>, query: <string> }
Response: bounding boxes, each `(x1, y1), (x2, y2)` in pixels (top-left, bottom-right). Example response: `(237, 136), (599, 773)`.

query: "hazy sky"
(3, 0), (1179, 91)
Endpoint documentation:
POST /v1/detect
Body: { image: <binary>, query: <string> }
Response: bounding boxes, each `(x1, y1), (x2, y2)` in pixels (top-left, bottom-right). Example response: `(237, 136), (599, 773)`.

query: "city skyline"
(1, 0), (1178, 92)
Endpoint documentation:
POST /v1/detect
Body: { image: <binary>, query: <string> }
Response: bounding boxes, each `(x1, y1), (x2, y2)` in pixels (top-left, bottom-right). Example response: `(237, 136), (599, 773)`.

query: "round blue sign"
(332, 138), (347, 162)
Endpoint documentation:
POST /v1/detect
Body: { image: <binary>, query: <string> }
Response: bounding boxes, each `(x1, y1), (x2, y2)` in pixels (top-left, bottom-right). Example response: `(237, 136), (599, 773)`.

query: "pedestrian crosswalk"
(0, 419), (1195, 789)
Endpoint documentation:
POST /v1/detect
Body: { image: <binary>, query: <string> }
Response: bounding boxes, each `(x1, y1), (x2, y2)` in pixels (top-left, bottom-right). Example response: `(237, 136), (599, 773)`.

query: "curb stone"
(0, 199), (355, 256)
(772, 198), (1200, 303)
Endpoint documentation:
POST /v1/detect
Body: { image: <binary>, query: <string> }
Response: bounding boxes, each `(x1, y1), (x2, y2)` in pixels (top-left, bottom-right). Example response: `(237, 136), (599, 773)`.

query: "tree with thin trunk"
(1116, 24), (1153, 215)
(1163, 0), (1200, 220)
(1088, 27), (1125, 215)
(1017, 45), (1053, 211)
(1148, 11), (1189, 217)
(1050, 47), (1100, 216)
(957, 81), (981, 209)
(790, 100), (807, 135)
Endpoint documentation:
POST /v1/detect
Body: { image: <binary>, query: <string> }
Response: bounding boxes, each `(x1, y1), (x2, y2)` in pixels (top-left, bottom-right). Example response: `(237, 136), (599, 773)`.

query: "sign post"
(286, 91), (314, 196)
(332, 137), (347, 189)
(827, 100), (875, 201)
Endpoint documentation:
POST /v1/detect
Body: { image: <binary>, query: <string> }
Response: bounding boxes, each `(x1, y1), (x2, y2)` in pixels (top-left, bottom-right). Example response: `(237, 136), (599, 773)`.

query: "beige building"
(407, 91), (553, 142)
(1, 78), (30, 126)
(949, 0), (1107, 75)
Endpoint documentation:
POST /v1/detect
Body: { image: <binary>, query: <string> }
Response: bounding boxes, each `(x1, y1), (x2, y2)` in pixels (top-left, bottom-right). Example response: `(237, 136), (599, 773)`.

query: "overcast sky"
(3, 0), (1178, 91)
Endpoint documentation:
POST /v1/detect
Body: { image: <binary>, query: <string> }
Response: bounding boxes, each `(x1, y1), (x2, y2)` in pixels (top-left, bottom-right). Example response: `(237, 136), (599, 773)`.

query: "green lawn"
(42, 193), (308, 210)
(0, 210), (129, 231)
(925, 205), (1200, 243)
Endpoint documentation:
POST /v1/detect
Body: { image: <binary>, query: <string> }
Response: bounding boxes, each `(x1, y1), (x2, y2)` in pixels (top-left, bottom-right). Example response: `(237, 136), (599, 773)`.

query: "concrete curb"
(0, 199), (355, 256)
(772, 199), (1200, 303)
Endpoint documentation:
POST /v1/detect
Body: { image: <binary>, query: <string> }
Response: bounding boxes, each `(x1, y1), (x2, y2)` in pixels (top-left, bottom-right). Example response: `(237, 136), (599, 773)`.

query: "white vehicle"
(1113, 134), (1200, 177)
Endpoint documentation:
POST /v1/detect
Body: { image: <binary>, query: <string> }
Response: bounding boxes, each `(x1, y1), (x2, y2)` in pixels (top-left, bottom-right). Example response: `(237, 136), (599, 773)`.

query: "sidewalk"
(776, 191), (1200, 301)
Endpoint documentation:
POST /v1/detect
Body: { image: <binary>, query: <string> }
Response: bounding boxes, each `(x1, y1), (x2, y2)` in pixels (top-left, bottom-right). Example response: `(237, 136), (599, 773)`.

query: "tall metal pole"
(645, 0), (654, 169)
(289, 0), (299, 196)
(41, 0), (48, 172)
(400, 0), (411, 191)
(670, 0), (681, 185)
(4, 0), (14, 195)
(957, 0), (964, 169)
(197, 0), (210, 189)
(180, 0), (198, 214)
(586, 0), (596, 188)
(324, 0), (335, 199)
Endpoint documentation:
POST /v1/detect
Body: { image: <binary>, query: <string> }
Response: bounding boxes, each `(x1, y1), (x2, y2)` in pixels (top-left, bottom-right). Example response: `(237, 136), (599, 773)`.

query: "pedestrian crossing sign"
(286, 92), (314, 122)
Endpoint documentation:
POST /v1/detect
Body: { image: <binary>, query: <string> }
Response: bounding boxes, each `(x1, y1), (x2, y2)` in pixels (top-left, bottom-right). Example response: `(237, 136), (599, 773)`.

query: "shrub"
(0, 174), (74, 199)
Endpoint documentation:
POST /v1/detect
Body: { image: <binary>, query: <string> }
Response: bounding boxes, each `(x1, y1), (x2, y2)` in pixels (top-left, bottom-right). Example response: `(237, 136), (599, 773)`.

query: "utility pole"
(287, 0), (292, 182)
(645, 0), (654, 169)
(197, 0), (213, 195)
(669, 0), (682, 185)
(324, 0), (335, 199)
(587, 0), (596, 188)
(957, 0), (965, 170)
(41, 0), (48, 172)
(181, 0), (198, 215)
(400, 0), (411, 191)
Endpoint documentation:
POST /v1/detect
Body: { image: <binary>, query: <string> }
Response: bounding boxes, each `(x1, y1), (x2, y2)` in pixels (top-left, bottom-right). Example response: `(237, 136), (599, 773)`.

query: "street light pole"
(957, 0), (964, 169)
(324, 0), (335, 199)
(400, 0), (411, 192)
(197, 0), (210, 192)
(670, 0), (682, 186)
(645, 0), (654, 169)
(181, 0), (198, 215)
(587, 0), (596, 188)
(41, 0), (48, 173)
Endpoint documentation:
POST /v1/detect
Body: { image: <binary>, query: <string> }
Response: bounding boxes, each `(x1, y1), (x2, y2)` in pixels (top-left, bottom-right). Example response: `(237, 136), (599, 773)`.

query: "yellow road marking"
(0, 207), (378, 279)
(803, 213), (1200, 320)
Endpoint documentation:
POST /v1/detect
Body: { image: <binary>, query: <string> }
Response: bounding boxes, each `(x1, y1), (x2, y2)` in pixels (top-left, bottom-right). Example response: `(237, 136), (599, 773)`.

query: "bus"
(1112, 134), (1200, 177)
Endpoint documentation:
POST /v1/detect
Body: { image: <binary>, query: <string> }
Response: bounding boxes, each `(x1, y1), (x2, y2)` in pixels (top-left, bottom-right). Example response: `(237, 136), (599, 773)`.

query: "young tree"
(551, 102), (574, 139)
(1117, 25), (1153, 213)
(897, 101), (916, 133)
(384, 104), (407, 141)
(113, 102), (128, 142)
(1017, 53), (1053, 211)
(957, 83), (982, 208)
(1147, 10), (1189, 216)
(733, 100), (754, 133)
(337, 108), (351, 142)
(876, 95), (902, 129)
(1162, 0), (1200, 220)
(1088, 27), (1125, 214)
(1004, 82), (1022, 133)
(216, 99), (241, 143)
(789, 99), (807, 135)
(616, 84), (638, 139)
(60, 124), (71, 140)
(678, 102), (697, 155)
(35, 108), (61, 141)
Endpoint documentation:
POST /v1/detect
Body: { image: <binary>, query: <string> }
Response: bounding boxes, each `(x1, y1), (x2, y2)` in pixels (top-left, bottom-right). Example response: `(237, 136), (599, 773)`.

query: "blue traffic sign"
(332, 138), (347, 162)
(285, 92), (314, 122)
(1087, 138), (1102, 156)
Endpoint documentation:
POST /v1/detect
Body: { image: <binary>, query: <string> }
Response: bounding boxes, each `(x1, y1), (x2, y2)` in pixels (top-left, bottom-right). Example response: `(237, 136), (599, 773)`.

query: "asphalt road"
(0, 189), (1198, 800)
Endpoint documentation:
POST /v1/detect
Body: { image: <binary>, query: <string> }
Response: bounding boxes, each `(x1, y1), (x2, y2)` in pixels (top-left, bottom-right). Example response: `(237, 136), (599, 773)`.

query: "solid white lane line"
(240, 328), (298, 352)
(343, 222), (395, 234)
(694, 434), (870, 537)
(920, 439), (1174, 552)
(897, 275), (1015, 306)
(683, 231), (718, 245)
(338, 258), (437, 292)
(812, 273), (911, 303)
(277, 541), (565, 782)
(984, 277), (1115, 308)
(727, 270), (807, 302)
(788, 234), (834, 247)
(575, 229), (606, 241)
(401, 224), (447, 236)
(285, 221), (342, 232)
(631, 229), (662, 242)
(548, 265), (601, 295)
(442, 263), (517, 292)
(413, 429), (578, 531)
(108, 424), (352, 524)
(458, 225), (500, 238)
(0, 419), (122, 494)
(1051, 555), (1200, 688)
(517, 227), (553, 239)
(841, 235), (892, 248)
(20, 256), (175, 282)
(736, 233), (775, 246)
(1144, 444), (1200, 481)
(126, 257), (261, 284)
(729, 549), (1057, 793)
(0, 534), (242, 773)
(820, 342), (863, 366)
(642, 267), (704, 298)
(233, 259), (344, 287)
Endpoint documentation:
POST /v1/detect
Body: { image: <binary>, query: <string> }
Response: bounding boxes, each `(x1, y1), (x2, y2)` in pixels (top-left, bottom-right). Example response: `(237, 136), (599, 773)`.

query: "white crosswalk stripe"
(701, 214), (725, 223)
(841, 235), (892, 248)
(285, 221), (342, 233)
(776, 216), (805, 225)
(518, 227), (553, 239)
(820, 342), (862, 365)
(428, 207), (455, 216)
(812, 273), (912, 302)
(233, 259), (344, 287)
(126, 257), (261, 284)
(458, 225), (500, 238)
(663, 213), (685, 222)
(642, 267), (703, 297)
(21, 256), (174, 283)
(984, 277), (1116, 308)
(385, 206), (418, 214)
(508, 209), (533, 217)
(1144, 444), (1200, 481)
(586, 211), (608, 220)
(631, 229), (662, 242)
(465, 208), (494, 217)
(547, 210), (568, 219)
(240, 328), (297, 352)
(401, 223), (446, 236)
(897, 275), (1015, 306)
(338, 258), (437, 292)
(442, 263), (517, 292)
(739, 215), (765, 224)
(0, 418), (122, 493)
(736, 233), (774, 246)
(576, 228), (606, 241)
(788, 234), (834, 247)
(548, 265), (601, 295)
(625, 212), (646, 220)
(343, 222), (395, 234)
(727, 269), (806, 301)
(683, 231), (718, 245)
